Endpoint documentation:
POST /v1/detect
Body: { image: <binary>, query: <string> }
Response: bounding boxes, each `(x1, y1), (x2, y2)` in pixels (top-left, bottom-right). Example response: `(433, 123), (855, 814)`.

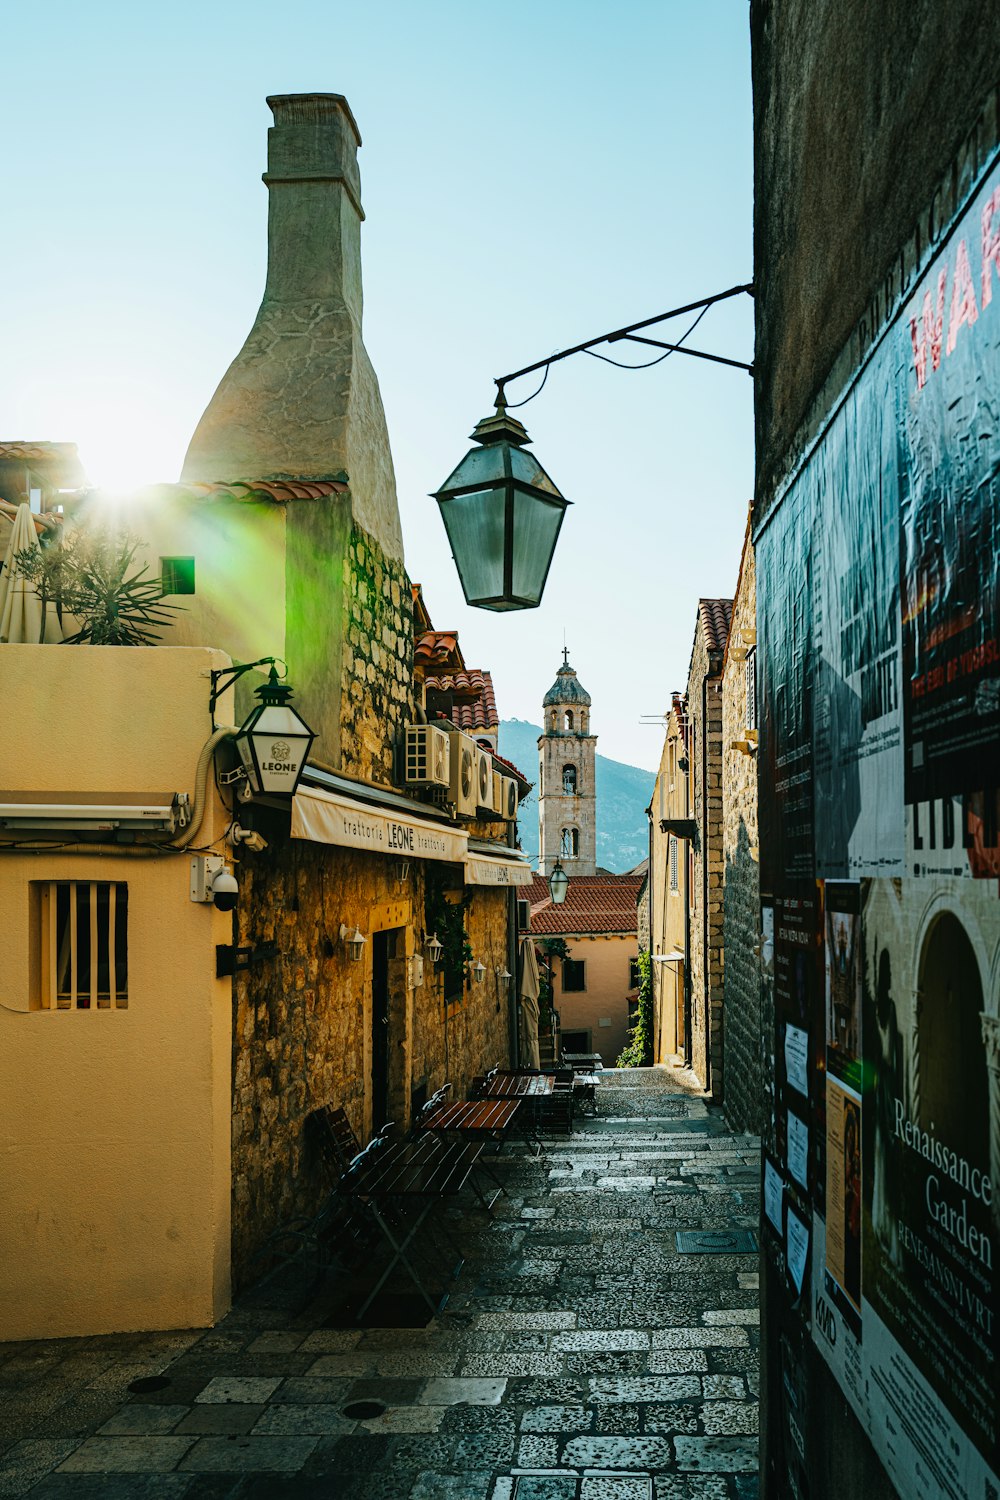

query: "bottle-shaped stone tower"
(538, 649), (597, 876)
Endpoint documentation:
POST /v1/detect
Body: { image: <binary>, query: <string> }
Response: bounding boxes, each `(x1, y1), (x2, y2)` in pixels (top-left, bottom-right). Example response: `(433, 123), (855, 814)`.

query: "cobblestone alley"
(0, 1069), (761, 1499)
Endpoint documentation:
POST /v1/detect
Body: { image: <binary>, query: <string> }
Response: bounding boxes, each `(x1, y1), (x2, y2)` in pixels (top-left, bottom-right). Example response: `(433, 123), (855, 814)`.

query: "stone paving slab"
(0, 1067), (761, 1498)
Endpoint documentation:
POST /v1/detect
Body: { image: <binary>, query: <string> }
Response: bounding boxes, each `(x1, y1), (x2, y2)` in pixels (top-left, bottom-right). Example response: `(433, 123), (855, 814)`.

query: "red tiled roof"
(411, 583), (434, 634)
(527, 873), (643, 936)
(699, 598), (733, 655)
(425, 670), (497, 725)
(415, 633), (465, 672)
(184, 478), (349, 503)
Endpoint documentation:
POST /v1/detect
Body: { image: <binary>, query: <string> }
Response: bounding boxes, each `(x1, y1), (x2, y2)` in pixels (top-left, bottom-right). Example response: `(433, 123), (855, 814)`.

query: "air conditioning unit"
(447, 731), (478, 817)
(402, 724), (451, 788)
(500, 775), (519, 820)
(0, 798), (184, 834)
(490, 771), (505, 816)
(475, 746), (494, 812)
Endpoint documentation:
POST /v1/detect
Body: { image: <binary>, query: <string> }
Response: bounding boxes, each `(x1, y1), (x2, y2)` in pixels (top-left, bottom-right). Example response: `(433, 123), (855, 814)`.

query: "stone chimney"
(181, 94), (402, 560)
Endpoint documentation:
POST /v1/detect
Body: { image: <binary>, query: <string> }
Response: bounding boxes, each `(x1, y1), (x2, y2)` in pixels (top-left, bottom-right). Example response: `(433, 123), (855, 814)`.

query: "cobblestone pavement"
(0, 1068), (761, 1499)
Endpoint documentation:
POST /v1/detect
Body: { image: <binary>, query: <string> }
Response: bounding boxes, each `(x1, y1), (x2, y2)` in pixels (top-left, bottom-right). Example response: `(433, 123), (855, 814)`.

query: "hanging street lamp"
(431, 396), (570, 612)
(548, 860), (570, 905)
(433, 285), (752, 612)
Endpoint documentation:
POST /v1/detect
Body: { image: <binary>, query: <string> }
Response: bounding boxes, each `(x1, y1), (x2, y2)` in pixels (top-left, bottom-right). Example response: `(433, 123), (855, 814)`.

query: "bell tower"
(538, 649), (597, 876)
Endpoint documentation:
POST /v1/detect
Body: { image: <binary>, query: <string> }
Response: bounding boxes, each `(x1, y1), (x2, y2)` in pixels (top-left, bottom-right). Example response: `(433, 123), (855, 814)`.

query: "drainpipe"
(700, 658), (721, 1095)
(508, 874), (519, 1068)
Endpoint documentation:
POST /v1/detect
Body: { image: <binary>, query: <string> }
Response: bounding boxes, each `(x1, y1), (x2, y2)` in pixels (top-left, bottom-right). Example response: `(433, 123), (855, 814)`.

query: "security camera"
(211, 868), (239, 912)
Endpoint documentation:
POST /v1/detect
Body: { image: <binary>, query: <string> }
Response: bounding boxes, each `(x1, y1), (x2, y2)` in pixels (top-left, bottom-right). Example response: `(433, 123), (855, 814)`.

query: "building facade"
(753, 10), (1000, 1496)
(0, 93), (531, 1339)
(720, 515), (762, 1133)
(648, 694), (691, 1066)
(685, 599), (732, 1098)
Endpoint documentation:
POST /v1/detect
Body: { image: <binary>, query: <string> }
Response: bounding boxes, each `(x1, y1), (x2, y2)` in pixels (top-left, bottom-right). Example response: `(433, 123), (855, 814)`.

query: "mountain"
(498, 719), (655, 875)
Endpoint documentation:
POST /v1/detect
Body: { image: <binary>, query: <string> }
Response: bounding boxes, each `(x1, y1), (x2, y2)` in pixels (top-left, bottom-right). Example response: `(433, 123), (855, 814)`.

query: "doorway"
(372, 932), (390, 1134)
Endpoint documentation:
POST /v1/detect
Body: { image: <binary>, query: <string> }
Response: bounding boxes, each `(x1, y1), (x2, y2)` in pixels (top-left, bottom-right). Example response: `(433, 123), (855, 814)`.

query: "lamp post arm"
(209, 656), (287, 724)
(494, 282), (753, 398)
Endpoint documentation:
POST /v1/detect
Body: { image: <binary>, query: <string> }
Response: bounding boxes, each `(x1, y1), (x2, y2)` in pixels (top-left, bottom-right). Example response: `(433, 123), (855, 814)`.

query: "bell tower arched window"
(563, 763), (577, 795)
(560, 827), (580, 858)
(564, 709), (574, 731)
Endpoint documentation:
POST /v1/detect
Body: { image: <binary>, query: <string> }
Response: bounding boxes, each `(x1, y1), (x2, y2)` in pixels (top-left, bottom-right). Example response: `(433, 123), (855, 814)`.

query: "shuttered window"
(38, 882), (129, 1009)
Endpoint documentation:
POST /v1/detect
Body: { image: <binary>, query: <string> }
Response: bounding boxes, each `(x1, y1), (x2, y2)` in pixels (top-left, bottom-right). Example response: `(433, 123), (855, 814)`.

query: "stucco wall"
(229, 811), (509, 1288)
(556, 933), (637, 1066)
(721, 540), (762, 1133)
(0, 646), (233, 1338)
(649, 709), (689, 1064)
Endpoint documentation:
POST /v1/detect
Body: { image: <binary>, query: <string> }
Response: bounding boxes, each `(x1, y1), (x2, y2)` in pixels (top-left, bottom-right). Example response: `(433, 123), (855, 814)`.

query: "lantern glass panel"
(511, 490), (565, 604)
(509, 446), (562, 495)
(439, 487), (507, 603)
(438, 444), (508, 491)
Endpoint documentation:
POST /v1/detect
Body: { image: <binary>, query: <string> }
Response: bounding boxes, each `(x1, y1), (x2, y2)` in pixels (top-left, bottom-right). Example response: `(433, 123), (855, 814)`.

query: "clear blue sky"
(2, 0), (753, 770)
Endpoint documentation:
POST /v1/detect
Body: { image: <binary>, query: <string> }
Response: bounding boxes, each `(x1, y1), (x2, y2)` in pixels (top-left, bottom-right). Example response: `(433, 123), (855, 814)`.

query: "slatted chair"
(306, 1104), (363, 1187)
(535, 1066), (575, 1135)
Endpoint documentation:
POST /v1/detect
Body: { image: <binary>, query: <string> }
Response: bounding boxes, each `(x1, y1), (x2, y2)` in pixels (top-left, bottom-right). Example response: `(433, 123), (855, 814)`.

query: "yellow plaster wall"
(0, 645), (234, 1338)
(650, 710), (690, 1062)
(556, 933), (637, 1065)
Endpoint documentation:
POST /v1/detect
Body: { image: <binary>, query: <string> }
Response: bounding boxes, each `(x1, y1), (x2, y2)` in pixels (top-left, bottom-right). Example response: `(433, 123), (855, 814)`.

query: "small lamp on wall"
(496, 967), (512, 996)
(471, 960), (487, 985)
(425, 932), (444, 964)
(340, 924), (366, 962)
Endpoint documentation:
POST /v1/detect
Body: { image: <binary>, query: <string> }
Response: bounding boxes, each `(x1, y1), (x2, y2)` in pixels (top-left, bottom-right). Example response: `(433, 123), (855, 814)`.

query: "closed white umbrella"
(0, 503), (63, 643)
(519, 939), (542, 1070)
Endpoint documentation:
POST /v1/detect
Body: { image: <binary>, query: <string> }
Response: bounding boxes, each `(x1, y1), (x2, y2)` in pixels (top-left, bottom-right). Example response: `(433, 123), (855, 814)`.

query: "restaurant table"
(346, 1132), (485, 1316)
(482, 1072), (555, 1099)
(419, 1097), (524, 1199)
(572, 1070), (603, 1115)
(560, 1051), (605, 1073)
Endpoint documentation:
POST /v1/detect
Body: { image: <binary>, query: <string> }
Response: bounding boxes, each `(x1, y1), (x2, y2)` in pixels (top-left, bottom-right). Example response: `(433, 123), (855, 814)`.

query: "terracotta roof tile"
(526, 873), (643, 936)
(415, 633), (465, 672)
(183, 478), (349, 503)
(492, 749), (532, 790)
(699, 598), (733, 655)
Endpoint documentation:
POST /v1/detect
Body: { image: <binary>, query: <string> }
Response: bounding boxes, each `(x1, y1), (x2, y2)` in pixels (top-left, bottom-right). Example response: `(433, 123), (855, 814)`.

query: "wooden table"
(347, 1133), (484, 1316)
(482, 1072), (555, 1099)
(561, 1051), (605, 1073)
(420, 1098), (523, 1200)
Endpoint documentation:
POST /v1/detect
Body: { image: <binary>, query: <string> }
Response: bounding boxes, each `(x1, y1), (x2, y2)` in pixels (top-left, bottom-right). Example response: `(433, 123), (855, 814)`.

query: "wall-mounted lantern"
(340, 923), (366, 962)
(496, 967), (512, 996)
(471, 960), (487, 985)
(425, 932), (444, 964)
(547, 860), (569, 905)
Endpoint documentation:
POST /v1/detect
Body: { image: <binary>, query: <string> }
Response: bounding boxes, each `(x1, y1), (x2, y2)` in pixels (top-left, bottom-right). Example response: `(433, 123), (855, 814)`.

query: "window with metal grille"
(669, 835), (679, 891)
(746, 646), (757, 730)
(562, 958), (586, 992)
(160, 556), (196, 595)
(38, 882), (128, 1009)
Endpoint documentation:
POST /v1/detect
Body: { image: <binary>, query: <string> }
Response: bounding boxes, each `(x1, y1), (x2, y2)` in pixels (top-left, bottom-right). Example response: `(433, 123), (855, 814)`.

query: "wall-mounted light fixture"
(471, 960), (487, 985)
(425, 932), (444, 964)
(340, 923), (366, 962)
(496, 967), (512, 996)
(212, 658), (316, 797)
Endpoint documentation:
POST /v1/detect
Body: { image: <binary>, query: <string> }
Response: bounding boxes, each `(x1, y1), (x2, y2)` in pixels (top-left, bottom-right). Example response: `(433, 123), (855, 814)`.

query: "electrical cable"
(505, 364), (550, 409)
(582, 304), (710, 370)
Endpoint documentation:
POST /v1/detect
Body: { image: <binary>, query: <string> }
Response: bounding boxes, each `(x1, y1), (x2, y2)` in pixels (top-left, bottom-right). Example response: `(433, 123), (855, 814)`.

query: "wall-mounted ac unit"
(499, 775), (519, 820)
(447, 731), (478, 817)
(403, 724), (451, 788)
(475, 746), (494, 812)
(0, 799), (183, 834)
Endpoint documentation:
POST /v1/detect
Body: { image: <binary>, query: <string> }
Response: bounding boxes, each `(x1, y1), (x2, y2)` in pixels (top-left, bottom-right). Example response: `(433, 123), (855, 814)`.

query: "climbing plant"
(616, 948), (653, 1067)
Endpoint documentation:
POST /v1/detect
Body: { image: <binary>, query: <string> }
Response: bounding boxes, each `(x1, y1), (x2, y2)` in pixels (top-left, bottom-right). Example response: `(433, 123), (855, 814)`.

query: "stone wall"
(686, 633), (725, 1097)
(230, 810), (508, 1288)
(721, 538), (761, 1133)
(340, 524), (414, 784)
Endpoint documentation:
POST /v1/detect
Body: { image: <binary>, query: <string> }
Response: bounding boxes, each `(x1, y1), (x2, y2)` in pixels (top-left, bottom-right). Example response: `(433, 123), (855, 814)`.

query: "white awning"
(463, 851), (533, 887)
(292, 786), (467, 863)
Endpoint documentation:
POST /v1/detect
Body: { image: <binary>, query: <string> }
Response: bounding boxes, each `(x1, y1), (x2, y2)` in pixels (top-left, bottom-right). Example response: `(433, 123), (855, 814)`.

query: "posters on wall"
(756, 155), (1000, 1499)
